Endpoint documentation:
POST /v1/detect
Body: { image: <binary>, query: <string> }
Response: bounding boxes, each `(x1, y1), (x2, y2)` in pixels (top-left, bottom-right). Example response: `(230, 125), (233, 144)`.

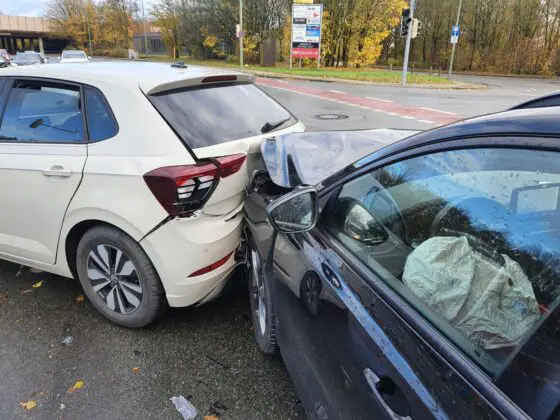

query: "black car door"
(273, 143), (560, 419)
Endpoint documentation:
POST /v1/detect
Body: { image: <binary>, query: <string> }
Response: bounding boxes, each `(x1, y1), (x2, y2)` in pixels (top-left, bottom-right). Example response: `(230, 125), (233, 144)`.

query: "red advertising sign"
(293, 47), (319, 58)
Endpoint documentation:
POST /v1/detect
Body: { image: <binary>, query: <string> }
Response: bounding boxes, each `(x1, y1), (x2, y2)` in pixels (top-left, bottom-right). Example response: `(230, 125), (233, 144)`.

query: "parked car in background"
(59, 50), (91, 63)
(24, 51), (47, 63)
(245, 109), (560, 420)
(0, 49), (11, 65)
(12, 52), (44, 66)
(0, 61), (303, 327)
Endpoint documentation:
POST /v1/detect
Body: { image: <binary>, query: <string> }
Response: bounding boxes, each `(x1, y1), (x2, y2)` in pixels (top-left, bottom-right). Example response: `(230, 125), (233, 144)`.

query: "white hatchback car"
(0, 62), (304, 326)
(59, 50), (91, 63)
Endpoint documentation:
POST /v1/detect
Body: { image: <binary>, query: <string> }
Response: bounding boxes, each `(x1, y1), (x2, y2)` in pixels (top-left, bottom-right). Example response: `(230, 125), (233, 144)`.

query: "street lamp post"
(448, 0), (463, 78)
(239, 0), (244, 70)
(141, 0), (149, 56)
(84, 2), (92, 54)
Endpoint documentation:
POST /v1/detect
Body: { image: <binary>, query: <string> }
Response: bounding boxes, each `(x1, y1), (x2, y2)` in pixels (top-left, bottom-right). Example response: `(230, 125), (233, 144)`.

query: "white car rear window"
(149, 82), (295, 148)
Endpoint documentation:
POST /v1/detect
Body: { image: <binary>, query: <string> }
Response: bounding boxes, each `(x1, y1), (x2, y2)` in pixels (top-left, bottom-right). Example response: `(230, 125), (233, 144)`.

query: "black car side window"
(323, 148), (560, 375)
(84, 87), (118, 141)
(0, 79), (84, 143)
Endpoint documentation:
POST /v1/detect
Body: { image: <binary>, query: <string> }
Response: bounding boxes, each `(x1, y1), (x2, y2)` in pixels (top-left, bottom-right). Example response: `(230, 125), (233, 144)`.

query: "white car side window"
(0, 80), (84, 143)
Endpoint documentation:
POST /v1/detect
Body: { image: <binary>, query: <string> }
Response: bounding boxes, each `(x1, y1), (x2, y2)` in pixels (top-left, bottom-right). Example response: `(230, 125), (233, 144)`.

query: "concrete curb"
(245, 70), (487, 90)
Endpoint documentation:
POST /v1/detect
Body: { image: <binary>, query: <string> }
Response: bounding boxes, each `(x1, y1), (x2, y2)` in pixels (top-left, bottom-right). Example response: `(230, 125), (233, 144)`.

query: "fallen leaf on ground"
(132, 367), (140, 373)
(32, 281), (43, 289)
(20, 289), (34, 295)
(67, 380), (85, 393)
(204, 416), (219, 420)
(20, 400), (37, 410)
(75, 295), (84, 303)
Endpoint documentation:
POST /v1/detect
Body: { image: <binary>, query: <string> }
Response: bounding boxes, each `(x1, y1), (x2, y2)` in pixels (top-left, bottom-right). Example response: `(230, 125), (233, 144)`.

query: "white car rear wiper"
(261, 117), (291, 134)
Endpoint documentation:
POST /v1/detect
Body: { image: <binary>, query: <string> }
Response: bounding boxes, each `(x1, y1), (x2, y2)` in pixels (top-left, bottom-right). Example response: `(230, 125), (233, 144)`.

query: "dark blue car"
(244, 109), (560, 419)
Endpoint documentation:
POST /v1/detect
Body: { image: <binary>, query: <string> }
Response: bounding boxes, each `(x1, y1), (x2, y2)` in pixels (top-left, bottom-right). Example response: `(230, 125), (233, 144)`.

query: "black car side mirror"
(267, 187), (318, 234)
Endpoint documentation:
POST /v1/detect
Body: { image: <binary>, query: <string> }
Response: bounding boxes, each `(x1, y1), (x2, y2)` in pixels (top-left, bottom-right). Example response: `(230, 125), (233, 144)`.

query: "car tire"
(247, 239), (277, 355)
(76, 225), (166, 328)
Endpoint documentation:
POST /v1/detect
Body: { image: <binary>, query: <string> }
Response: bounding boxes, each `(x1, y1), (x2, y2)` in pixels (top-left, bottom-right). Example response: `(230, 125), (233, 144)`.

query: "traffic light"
(411, 18), (421, 38)
(401, 9), (412, 37)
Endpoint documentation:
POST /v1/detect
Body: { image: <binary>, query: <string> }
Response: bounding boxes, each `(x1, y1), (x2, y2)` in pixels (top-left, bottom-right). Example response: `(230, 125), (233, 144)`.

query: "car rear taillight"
(144, 154), (246, 217)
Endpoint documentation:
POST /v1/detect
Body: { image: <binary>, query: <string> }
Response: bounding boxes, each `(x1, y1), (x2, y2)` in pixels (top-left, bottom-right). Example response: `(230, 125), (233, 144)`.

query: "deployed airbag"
(403, 236), (540, 349)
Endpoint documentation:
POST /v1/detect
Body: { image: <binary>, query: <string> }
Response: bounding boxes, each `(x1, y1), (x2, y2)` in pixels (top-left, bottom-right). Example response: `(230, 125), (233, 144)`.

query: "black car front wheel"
(248, 243), (277, 355)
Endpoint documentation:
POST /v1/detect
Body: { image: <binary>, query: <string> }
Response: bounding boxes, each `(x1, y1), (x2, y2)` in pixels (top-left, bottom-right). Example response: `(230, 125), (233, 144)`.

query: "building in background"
(0, 15), (69, 54)
(132, 24), (165, 54)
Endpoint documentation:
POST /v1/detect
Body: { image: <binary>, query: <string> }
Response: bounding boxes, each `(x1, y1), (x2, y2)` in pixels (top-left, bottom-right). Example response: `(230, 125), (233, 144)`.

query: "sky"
(0, 0), (156, 17)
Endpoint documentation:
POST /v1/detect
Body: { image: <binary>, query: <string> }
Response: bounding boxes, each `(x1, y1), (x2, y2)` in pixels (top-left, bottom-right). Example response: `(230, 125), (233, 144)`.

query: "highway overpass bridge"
(0, 15), (69, 54)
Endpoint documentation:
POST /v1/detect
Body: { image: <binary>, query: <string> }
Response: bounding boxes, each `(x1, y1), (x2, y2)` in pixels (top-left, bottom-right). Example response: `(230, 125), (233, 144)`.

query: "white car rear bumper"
(140, 204), (244, 307)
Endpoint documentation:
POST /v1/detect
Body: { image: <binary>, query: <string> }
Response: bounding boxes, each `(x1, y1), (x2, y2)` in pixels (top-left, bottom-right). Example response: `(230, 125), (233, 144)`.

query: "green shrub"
(91, 49), (127, 58)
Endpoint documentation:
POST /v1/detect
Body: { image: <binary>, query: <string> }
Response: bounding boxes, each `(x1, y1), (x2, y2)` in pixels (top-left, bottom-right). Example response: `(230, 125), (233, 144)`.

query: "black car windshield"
(149, 82), (295, 148)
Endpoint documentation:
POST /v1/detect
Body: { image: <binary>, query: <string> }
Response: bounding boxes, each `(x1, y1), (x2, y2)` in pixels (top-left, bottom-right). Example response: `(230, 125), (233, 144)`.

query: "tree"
(152, 0), (181, 57)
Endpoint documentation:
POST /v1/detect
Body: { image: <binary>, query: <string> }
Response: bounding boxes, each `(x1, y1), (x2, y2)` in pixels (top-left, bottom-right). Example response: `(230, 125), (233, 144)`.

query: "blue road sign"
(451, 25), (460, 44)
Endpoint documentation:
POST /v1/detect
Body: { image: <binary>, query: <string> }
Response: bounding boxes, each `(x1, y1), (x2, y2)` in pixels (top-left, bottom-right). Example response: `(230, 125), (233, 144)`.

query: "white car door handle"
(42, 166), (72, 178)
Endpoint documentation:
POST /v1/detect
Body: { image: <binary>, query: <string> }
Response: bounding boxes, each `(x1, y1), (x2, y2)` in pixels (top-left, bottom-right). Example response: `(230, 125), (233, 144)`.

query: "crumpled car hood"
(261, 129), (417, 188)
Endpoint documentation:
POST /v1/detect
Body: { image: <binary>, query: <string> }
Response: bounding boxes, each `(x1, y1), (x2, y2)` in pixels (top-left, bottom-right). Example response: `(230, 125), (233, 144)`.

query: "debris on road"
(60, 336), (74, 346)
(0, 292), (8, 305)
(204, 416), (219, 420)
(30, 268), (43, 274)
(132, 367), (140, 373)
(68, 380), (85, 393)
(16, 265), (23, 277)
(209, 399), (228, 416)
(20, 400), (37, 410)
(20, 289), (34, 295)
(170, 395), (198, 420)
(76, 295), (84, 303)
(32, 281), (43, 289)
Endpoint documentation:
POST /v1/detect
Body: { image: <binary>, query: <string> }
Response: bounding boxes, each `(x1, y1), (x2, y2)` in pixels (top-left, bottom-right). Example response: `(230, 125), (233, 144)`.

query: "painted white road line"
(401, 116), (416, 120)
(387, 112), (399, 116)
(367, 96), (393, 103)
(418, 119), (437, 124)
(420, 107), (456, 115)
(329, 90), (348, 94)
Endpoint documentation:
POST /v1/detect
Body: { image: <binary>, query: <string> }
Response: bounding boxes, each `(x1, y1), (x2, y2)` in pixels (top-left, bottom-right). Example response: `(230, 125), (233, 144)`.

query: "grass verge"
(138, 55), (453, 84)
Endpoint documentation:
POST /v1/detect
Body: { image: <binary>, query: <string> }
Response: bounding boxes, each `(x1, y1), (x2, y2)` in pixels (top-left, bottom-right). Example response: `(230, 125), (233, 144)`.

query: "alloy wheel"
(87, 244), (143, 314)
(251, 249), (267, 335)
(303, 275), (320, 316)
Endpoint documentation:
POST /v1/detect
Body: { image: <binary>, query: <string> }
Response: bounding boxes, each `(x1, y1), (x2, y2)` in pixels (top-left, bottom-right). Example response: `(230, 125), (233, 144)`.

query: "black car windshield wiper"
(261, 117), (291, 134)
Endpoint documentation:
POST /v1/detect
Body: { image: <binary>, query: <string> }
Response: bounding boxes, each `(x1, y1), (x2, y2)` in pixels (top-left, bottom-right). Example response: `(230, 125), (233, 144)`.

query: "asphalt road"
(0, 266), (303, 420)
(2, 60), (560, 419)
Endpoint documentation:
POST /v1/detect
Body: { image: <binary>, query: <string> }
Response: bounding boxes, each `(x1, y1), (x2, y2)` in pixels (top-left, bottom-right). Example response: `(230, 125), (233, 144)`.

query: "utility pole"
(141, 0), (149, 56)
(448, 0), (462, 78)
(401, 0), (415, 86)
(239, 0), (244, 70)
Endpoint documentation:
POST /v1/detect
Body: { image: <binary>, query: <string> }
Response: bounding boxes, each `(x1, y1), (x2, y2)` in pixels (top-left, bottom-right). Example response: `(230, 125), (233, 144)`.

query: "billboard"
(291, 4), (323, 59)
